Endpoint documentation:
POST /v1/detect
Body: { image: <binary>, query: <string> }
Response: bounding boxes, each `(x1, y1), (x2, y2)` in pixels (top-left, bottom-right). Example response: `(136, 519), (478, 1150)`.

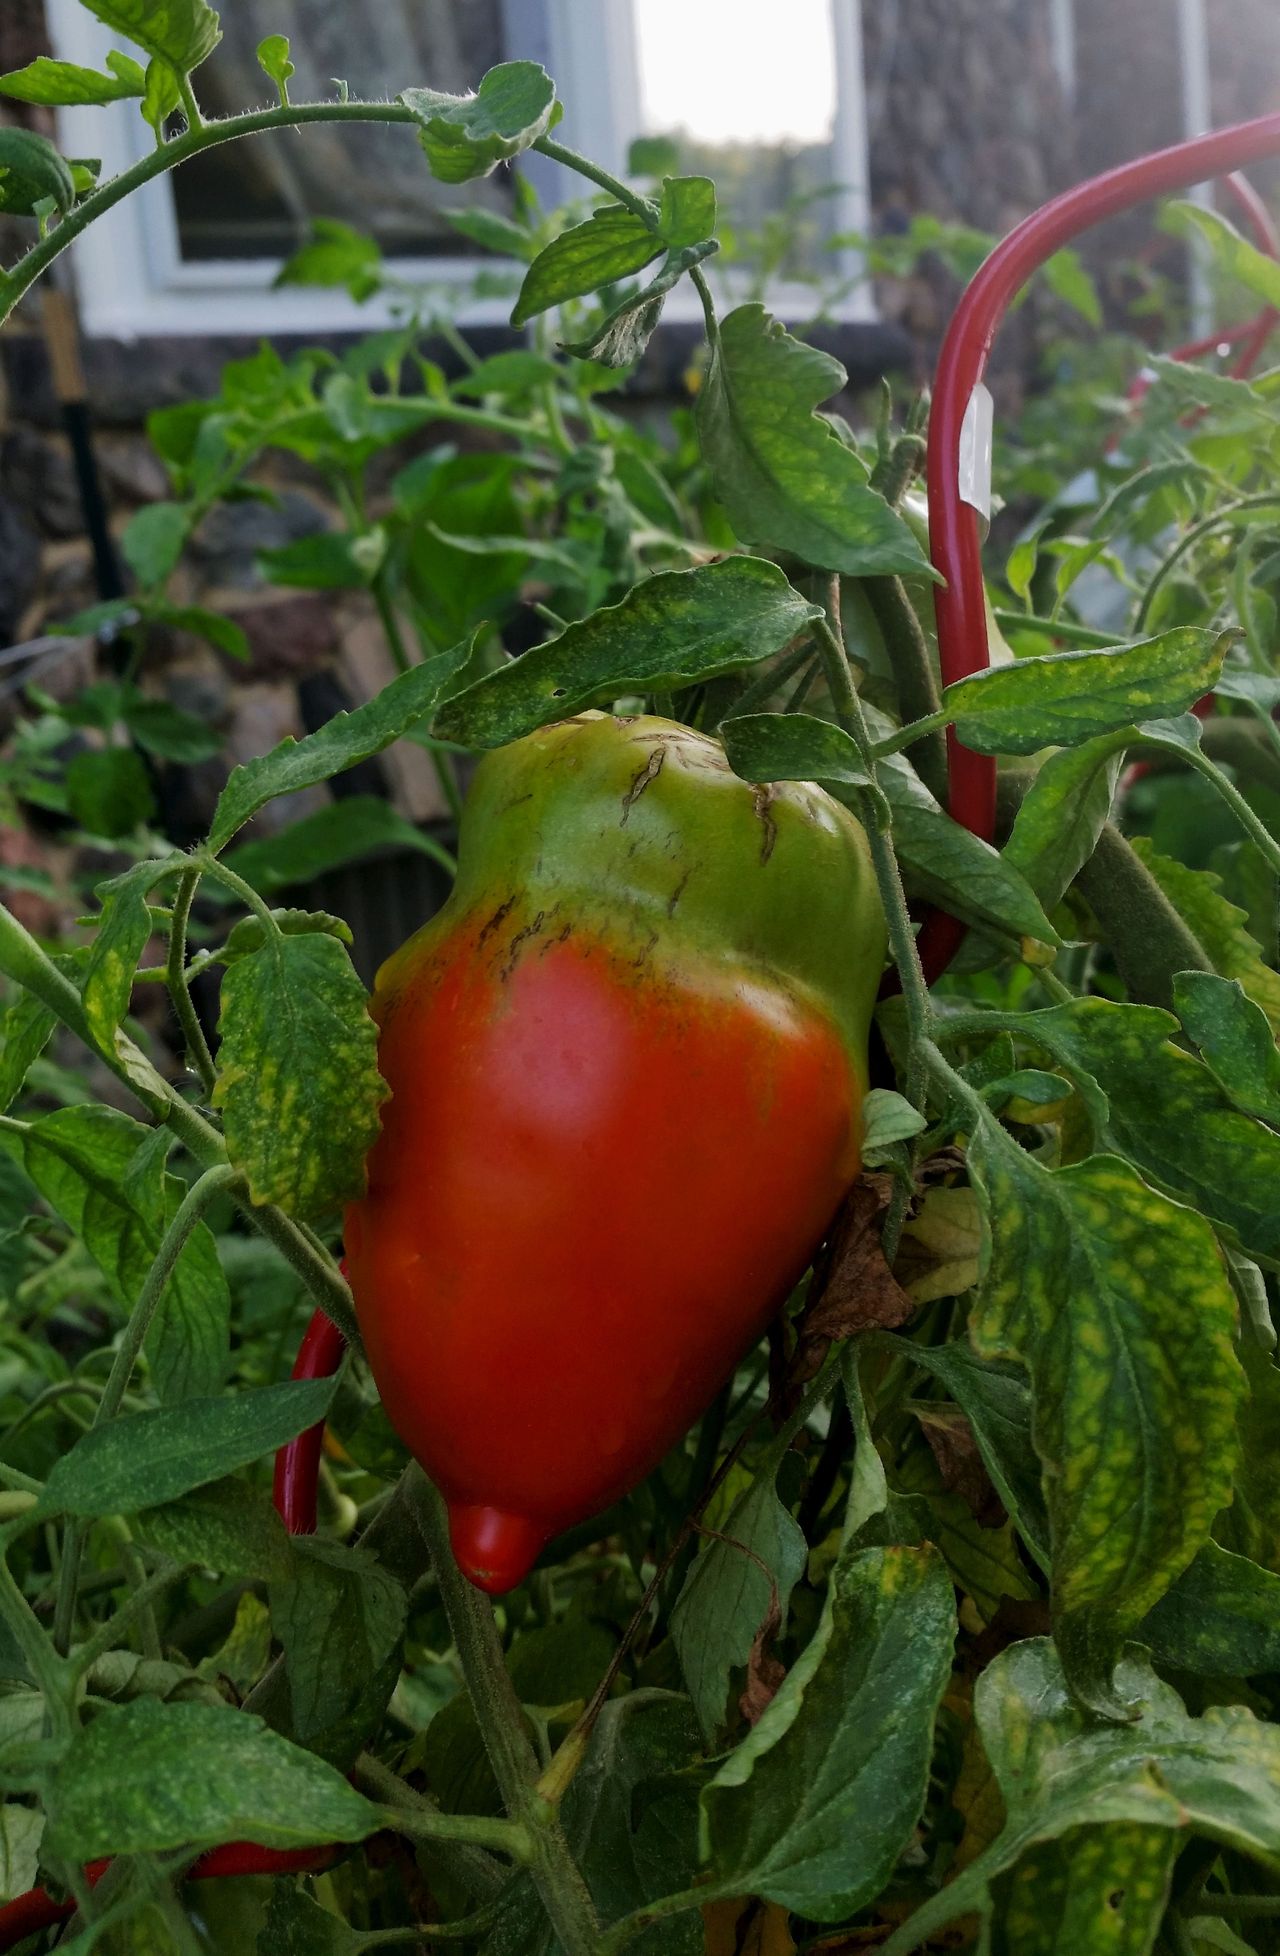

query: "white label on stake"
(959, 382), (994, 527)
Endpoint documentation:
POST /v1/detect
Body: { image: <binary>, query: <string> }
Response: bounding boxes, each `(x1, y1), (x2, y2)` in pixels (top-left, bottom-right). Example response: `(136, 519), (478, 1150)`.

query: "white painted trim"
(1176, 0), (1215, 337)
(46, 0), (873, 339)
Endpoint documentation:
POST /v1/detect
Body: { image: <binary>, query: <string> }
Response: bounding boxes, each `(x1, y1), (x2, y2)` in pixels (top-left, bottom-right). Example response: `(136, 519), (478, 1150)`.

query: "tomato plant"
(1, 6), (1280, 1954)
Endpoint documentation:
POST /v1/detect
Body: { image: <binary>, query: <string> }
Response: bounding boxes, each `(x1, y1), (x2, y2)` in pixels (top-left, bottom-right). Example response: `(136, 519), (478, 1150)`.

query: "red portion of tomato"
(345, 913), (858, 1593)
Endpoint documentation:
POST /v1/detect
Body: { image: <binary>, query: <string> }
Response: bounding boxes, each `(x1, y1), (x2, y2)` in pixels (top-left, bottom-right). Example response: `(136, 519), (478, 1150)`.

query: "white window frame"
(47, 0), (873, 340)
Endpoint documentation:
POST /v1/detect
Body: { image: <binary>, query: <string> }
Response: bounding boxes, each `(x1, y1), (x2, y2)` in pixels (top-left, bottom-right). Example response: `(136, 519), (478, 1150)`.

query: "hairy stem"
(1076, 822), (1213, 1009)
(863, 576), (948, 802)
(166, 867), (217, 1097)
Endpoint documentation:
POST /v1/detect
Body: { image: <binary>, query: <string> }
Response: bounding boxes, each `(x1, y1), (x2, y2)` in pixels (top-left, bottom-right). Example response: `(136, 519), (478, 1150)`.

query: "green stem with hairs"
(166, 867), (217, 1097)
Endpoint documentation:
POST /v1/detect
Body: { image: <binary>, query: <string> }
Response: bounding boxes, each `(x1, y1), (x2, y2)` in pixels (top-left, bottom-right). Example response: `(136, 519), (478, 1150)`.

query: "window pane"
(171, 0), (509, 261)
(632, 0), (846, 285)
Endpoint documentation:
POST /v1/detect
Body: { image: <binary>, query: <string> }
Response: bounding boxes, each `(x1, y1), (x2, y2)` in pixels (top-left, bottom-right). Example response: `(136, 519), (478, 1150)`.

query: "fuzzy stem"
(1076, 822), (1213, 1009)
(166, 867), (217, 1096)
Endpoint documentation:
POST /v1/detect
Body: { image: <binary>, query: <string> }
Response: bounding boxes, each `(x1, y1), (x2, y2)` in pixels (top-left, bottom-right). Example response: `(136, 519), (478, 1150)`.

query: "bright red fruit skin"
(344, 714), (884, 1592)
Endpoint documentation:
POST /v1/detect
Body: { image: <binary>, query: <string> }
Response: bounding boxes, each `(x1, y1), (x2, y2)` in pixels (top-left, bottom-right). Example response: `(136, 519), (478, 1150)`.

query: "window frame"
(47, 0), (874, 340)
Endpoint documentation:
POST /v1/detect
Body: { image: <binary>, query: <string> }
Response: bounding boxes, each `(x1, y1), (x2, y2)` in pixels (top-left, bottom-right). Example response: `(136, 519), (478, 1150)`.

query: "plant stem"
(991, 608), (1125, 648)
(1, 100), (421, 325)
(1173, 741), (1280, 876)
(166, 867), (217, 1097)
(1076, 822), (1213, 1010)
(352, 1752), (508, 1901)
(72, 1560), (194, 1679)
(533, 137), (655, 224)
(1195, 1895), (1280, 1917)
(53, 1163), (239, 1656)
(0, 1554), (72, 1738)
(408, 1468), (603, 1956)
(863, 576), (948, 802)
(1132, 494), (1280, 634)
(598, 1884), (726, 1956)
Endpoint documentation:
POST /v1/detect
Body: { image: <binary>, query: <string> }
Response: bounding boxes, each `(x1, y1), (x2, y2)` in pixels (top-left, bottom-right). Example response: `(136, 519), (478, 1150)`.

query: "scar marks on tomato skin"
(478, 894), (517, 946)
(619, 745), (667, 825)
(498, 904), (570, 979)
(667, 867), (692, 917)
(750, 784), (778, 864)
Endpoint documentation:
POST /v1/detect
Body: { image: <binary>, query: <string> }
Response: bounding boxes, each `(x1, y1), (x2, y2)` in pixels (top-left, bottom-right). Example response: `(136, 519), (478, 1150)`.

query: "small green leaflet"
(1141, 1541), (1280, 1677)
(121, 501), (190, 589)
(270, 1537), (407, 1757)
(696, 305), (932, 578)
(0, 1806), (42, 1905)
(66, 748), (156, 839)
(965, 1107), (1242, 1716)
(214, 932), (387, 1219)
(80, 864), (156, 1054)
(38, 1377), (338, 1519)
(1175, 972), (1280, 1127)
(0, 128), (76, 216)
(561, 240), (719, 368)
(0, 991), (57, 1115)
(43, 1698), (379, 1862)
(207, 634), (473, 852)
(513, 205), (666, 328)
(1003, 728), (1130, 907)
(658, 175), (716, 247)
(1163, 200), (1280, 311)
(882, 1642), (1280, 1953)
(939, 628), (1224, 755)
(721, 711), (874, 799)
(257, 34), (293, 97)
(1134, 837), (1280, 1035)
(401, 62), (559, 185)
(223, 798), (453, 898)
(435, 558), (820, 749)
(0, 51), (145, 105)
(701, 1545), (955, 1920)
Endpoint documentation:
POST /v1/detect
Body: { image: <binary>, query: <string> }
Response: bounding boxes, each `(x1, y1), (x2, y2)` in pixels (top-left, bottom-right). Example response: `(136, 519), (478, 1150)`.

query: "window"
(46, 0), (871, 339)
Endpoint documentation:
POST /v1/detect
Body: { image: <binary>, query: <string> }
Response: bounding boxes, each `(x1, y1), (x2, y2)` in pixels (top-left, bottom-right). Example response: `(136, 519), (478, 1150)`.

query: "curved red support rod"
(919, 111), (1280, 982)
(272, 1302), (349, 1534)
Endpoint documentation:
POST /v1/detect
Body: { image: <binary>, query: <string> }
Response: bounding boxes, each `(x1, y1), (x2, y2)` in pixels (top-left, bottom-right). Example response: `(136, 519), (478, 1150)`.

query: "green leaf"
(140, 54), (180, 134)
(1041, 245), (1102, 325)
(658, 175), (716, 248)
(213, 933), (386, 1219)
(0, 1804), (42, 1904)
(1141, 1541), (1280, 1676)
(940, 628), (1224, 755)
(628, 134), (681, 177)
(696, 305), (932, 577)
(434, 558), (820, 749)
(1175, 972), (1280, 1127)
(17, 1104), (229, 1403)
(121, 501), (190, 589)
(859, 1089), (928, 1155)
(702, 1545), (955, 1920)
(1004, 729), (1130, 907)
(1132, 837), (1280, 1035)
(989, 1825), (1174, 1956)
(257, 530), (381, 590)
(513, 205), (665, 328)
(561, 239), (719, 368)
(1163, 200), (1280, 311)
(207, 638), (472, 853)
(450, 350), (557, 398)
(65, 748), (156, 840)
(721, 710), (873, 799)
(138, 1479), (295, 1583)
(440, 205), (538, 260)
(0, 991), (57, 1115)
(43, 1698), (378, 1862)
(0, 128), (76, 215)
(256, 33), (293, 94)
(270, 1537), (407, 1756)
(81, 0), (222, 78)
(672, 1448), (809, 1739)
(80, 866), (153, 1053)
(273, 219), (381, 300)
(881, 1642), (1280, 1954)
(0, 52), (145, 105)
(965, 1109), (1242, 1714)
(401, 61), (559, 185)
(38, 1377), (338, 1519)
(1016, 996), (1280, 1261)
(122, 695), (223, 764)
(158, 604), (249, 662)
(216, 908), (352, 966)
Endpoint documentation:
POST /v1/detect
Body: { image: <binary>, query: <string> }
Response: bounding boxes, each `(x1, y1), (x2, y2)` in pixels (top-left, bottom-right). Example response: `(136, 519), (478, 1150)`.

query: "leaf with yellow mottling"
(214, 931), (387, 1220)
(966, 1110), (1243, 1715)
(989, 1824), (1175, 1955)
(1131, 835), (1280, 1035)
(881, 1642), (1280, 1955)
(897, 1186), (982, 1304)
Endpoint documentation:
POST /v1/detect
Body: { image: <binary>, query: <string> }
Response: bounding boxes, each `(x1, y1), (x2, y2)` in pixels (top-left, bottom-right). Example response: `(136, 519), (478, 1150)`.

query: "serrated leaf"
(658, 175), (716, 248)
(1175, 972), (1280, 1127)
(697, 305), (931, 577)
(1133, 837), (1280, 1035)
(1141, 1541), (1280, 1676)
(0, 991), (57, 1115)
(43, 1698), (378, 1862)
(213, 933), (386, 1219)
(17, 1104), (228, 1403)
(0, 128), (75, 215)
(401, 61), (558, 185)
(1016, 996), (1280, 1261)
(0, 53), (144, 105)
(702, 1545), (955, 1920)
(881, 1642), (1280, 1954)
(435, 558), (819, 749)
(39, 1377), (337, 1519)
(270, 1537), (407, 1756)
(81, 0), (222, 78)
(1004, 729), (1130, 907)
(672, 1441), (809, 1739)
(513, 204), (664, 327)
(940, 628), (1223, 755)
(965, 1109), (1242, 1714)
(207, 637), (471, 853)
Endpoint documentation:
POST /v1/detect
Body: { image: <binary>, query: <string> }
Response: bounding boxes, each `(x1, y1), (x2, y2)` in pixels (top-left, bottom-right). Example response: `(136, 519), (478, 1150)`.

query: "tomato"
(344, 713), (885, 1592)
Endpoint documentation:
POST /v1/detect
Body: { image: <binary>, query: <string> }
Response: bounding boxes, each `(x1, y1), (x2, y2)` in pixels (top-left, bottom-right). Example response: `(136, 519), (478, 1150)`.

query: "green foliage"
(0, 28), (1279, 1956)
